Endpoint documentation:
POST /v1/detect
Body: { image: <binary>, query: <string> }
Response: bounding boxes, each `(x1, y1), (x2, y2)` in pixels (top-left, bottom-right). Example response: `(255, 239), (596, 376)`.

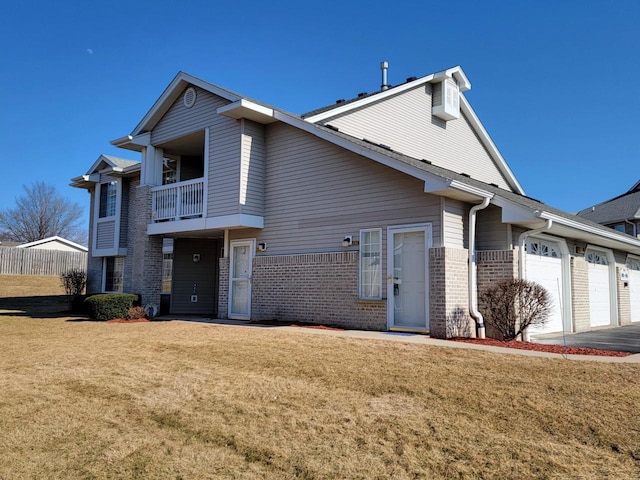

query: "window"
(104, 257), (124, 292)
(614, 224), (625, 233)
(162, 253), (173, 293)
(99, 182), (117, 218)
(359, 229), (382, 299)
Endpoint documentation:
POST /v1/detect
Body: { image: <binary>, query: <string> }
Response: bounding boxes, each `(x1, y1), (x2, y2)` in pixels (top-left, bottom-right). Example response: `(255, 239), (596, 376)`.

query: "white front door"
(228, 239), (255, 320)
(388, 225), (431, 330)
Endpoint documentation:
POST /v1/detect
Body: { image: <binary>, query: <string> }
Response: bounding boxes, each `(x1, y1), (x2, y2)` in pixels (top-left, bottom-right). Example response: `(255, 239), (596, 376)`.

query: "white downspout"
(469, 195), (492, 339)
(517, 218), (553, 341)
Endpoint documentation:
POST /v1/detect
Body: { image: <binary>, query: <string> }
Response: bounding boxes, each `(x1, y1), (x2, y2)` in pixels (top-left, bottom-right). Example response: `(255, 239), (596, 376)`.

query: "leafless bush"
(60, 268), (86, 297)
(128, 306), (148, 320)
(446, 307), (472, 338)
(479, 279), (551, 341)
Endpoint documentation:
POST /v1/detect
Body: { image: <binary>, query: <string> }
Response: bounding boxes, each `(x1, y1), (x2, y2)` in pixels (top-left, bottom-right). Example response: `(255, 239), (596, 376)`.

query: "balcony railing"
(151, 178), (204, 222)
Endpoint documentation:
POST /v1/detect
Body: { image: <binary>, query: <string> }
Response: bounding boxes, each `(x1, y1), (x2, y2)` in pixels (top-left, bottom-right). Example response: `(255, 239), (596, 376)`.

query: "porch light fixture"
(257, 242), (267, 252)
(193, 253), (200, 263)
(342, 236), (353, 247)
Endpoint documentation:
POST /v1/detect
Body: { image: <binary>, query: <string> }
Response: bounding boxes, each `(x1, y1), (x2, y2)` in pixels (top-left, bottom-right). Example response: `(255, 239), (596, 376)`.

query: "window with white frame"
(161, 253), (173, 293)
(99, 181), (117, 218)
(359, 228), (382, 299)
(613, 224), (625, 233)
(104, 257), (124, 292)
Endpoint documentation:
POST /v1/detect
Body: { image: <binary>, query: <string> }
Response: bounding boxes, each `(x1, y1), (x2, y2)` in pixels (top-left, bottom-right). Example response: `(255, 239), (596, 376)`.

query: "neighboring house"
(71, 67), (640, 338)
(576, 181), (640, 238)
(16, 236), (88, 253)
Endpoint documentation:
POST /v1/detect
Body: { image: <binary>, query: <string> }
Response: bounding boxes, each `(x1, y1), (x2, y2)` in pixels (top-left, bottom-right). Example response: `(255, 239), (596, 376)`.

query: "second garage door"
(628, 257), (640, 323)
(586, 249), (612, 328)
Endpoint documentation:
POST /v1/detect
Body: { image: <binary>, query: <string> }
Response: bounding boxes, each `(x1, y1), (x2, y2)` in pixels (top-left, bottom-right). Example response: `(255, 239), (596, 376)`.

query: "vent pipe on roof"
(380, 61), (389, 91)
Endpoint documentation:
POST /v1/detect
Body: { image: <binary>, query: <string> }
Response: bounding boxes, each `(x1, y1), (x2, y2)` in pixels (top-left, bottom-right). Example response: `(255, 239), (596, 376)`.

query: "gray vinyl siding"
(230, 122), (442, 254)
(207, 112), (242, 217)
(443, 198), (469, 249)
(318, 85), (513, 190)
(239, 120), (265, 216)
(171, 238), (219, 314)
(151, 87), (231, 145)
(476, 205), (508, 250)
(96, 221), (116, 249)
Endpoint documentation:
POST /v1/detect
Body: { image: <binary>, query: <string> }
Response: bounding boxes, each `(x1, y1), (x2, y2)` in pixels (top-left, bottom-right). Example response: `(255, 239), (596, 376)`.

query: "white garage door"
(525, 240), (564, 334)
(586, 250), (611, 327)
(628, 258), (640, 323)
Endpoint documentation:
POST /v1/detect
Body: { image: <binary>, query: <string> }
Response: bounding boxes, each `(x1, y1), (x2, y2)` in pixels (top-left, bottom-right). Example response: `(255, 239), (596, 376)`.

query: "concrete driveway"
(532, 324), (640, 354)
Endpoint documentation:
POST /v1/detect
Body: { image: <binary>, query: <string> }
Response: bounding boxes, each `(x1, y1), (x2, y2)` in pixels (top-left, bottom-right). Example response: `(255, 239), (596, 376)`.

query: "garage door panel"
(526, 254), (564, 334)
(588, 263), (611, 327)
(630, 270), (640, 323)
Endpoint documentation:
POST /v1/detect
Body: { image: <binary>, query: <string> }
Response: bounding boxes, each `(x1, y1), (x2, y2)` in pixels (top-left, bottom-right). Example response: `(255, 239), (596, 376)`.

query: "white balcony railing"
(151, 178), (204, 222)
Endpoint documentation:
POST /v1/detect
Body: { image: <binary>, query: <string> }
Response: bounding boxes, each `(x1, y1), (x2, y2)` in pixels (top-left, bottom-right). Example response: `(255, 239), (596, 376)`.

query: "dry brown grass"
(0, 274), (65, 297)
(1, 314), (639, 479)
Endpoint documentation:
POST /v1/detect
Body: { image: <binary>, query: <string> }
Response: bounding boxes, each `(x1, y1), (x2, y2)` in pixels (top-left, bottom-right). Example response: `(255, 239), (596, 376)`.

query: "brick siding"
(249, 252), (386, 330)
(571, 256), (590, 332)
(218, 257), (229, 319)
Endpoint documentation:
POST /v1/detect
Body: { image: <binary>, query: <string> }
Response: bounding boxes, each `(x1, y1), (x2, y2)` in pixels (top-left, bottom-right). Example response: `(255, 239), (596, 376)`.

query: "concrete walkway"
(162, 316), (640, 364)
(532, 323), (640, 355)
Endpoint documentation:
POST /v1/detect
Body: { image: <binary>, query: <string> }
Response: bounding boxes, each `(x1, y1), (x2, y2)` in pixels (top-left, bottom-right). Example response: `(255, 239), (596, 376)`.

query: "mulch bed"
(451, 337), (632, 357)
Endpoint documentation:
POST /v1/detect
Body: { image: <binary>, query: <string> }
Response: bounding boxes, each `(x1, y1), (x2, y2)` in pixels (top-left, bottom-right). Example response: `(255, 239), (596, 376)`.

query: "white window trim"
(358, 228), (383, 300)
(92, 178), (123, 257)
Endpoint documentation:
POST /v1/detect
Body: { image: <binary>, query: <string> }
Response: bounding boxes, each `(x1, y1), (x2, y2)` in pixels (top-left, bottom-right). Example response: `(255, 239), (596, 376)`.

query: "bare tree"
(0, 182), (86, 245)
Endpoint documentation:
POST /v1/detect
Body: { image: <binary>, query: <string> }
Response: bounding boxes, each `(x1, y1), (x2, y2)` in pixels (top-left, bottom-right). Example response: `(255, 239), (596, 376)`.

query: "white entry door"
(388, 225), (431, 330)
(586, 249), (612, 327)
(628, 257), (640, 322)
(524, 239), (565, 334)
(228, 239), (255, 320)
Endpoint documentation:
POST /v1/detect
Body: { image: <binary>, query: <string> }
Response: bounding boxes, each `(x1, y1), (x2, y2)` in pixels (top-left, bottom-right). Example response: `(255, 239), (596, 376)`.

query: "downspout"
(469, 195), (492, 339)
(517, 218), (553, 341)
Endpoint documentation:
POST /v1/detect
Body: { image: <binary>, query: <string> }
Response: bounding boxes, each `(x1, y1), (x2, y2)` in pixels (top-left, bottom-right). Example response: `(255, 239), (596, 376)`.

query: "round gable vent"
(183, 87), (197, 109)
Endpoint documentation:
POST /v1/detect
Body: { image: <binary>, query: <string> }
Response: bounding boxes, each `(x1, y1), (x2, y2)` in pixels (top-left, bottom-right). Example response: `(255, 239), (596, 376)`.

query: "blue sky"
(2, 0), (639, 231)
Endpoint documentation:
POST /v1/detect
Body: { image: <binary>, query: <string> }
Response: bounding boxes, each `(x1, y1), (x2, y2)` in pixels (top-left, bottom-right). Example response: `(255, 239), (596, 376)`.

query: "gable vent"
(432, 78), (460, 121)
(183, 87), (197, 109)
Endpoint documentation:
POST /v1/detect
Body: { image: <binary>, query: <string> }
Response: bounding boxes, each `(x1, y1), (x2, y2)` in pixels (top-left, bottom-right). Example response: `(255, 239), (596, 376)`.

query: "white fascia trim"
(131, 72), (242, 136)
(491, 196), (540, 223)
(217, 99), (275, 121)
(273, 110), (450, 187)
(423, 177), (493, 200)
(17, 236), (88, 252)
(205, 214), (264, 230)
(304, 66), (470, 123)
(459, 95), (525, 195)
(146, 215), (264, 236)
(92, 248), (127, 258)
(536, 211), (640, 250)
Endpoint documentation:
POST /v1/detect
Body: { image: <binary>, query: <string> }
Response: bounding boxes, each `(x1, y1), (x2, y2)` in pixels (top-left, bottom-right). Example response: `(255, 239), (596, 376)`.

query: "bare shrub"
(446, 307), (471, 338)
(60, 268), (87, 297)
(128, 306), (148, 320)
(479, 279), (551, 341)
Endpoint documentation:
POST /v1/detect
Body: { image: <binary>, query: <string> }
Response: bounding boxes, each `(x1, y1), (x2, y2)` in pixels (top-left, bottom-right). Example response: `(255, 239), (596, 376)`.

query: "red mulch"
(105, 318), (150, 324)
(451, 337), (632, 357)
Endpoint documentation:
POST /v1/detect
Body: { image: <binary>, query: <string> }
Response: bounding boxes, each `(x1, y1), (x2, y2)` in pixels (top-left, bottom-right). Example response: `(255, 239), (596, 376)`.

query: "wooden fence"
(0, 247), (87, 276)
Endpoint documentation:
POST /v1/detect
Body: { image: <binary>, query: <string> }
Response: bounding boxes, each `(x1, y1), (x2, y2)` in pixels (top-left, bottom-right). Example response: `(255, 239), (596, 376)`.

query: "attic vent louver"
(432, 78), (460, 121)
(184, 87), (197, 109)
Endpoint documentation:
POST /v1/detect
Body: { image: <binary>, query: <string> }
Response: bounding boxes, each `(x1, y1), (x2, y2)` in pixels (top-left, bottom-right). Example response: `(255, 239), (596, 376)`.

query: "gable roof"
(577, 180), (640, 224)
(70, 154), (140, 189)
(16, 236), (88, 252)
(104, 70), (640, 254)
(302, 66), (525, 196)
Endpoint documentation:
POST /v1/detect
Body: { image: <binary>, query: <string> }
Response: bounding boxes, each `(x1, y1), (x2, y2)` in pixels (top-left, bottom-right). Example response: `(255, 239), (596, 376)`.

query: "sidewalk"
(164, 316), (640, 364)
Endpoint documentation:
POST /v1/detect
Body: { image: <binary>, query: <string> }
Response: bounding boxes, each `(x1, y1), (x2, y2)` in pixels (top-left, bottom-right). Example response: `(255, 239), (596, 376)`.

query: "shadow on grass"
(0, 295), (87, 319)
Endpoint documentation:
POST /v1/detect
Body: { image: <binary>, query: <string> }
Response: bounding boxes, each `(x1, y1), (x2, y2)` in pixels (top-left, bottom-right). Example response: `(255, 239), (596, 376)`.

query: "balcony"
(151, 178), (204, 222)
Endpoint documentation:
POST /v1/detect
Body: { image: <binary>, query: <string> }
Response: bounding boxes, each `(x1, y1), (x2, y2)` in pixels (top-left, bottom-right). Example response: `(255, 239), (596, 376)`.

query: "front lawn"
(1, 315), (639, 479)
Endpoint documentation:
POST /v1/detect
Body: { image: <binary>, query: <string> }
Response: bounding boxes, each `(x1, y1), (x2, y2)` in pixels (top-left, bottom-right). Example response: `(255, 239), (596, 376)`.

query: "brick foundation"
(429, 247), (472, 339)
(250, 252), (386, 330)
(218, 257), (229, 319)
